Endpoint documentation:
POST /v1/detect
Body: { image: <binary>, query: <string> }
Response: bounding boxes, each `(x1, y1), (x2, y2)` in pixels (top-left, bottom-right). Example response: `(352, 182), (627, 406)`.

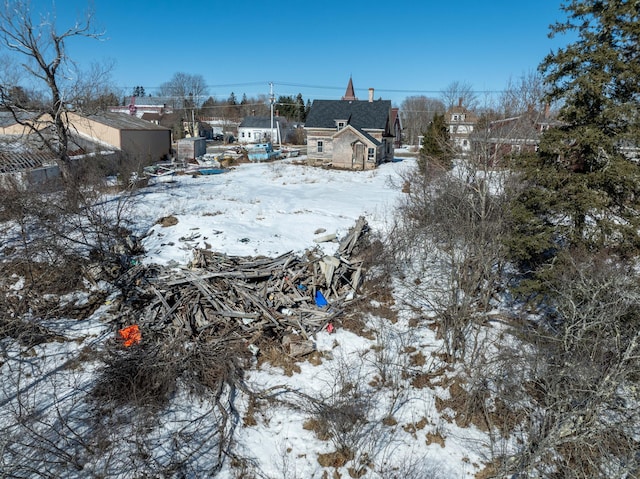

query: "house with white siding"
(445, 99), (477, 155)
(237, 116), (288, 145)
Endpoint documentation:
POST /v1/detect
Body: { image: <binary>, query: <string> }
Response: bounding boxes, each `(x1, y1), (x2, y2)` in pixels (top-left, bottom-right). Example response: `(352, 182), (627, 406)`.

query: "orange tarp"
(118, 324), (141, 347)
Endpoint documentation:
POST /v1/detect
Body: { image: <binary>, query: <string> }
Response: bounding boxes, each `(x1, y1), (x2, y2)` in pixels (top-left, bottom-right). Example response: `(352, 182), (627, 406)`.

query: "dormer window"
(336, 120), (347, 130)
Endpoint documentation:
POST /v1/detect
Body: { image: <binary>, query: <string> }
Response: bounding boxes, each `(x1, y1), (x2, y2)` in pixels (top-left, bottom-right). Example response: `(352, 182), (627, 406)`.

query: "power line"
(118, 81), (510, 97)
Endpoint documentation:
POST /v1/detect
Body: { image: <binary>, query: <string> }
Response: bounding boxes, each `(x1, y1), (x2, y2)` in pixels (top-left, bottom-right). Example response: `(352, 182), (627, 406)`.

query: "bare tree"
(390, 142), (511, 360)
(158, 72), (208, 136)
(440, 81), (478, 111)
(0, 0), (105, 184)
(399, 95), (445, 147)
(487, 251), (640, 478)
(158, 72), (208, 105)
(498, 70), (547, 117)
(74, 60), (122, 114)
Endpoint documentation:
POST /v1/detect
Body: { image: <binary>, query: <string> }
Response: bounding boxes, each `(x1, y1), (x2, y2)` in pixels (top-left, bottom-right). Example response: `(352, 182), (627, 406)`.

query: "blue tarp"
(315, 290), (328, 307)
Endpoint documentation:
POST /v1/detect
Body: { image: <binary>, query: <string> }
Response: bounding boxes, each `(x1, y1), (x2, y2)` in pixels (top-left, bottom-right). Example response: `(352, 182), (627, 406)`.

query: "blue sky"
(36, 0), (573, 107)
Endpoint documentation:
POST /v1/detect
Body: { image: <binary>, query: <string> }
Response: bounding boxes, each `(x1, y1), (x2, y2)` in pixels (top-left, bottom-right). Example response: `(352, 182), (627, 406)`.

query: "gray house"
(304, 78), (395, 170)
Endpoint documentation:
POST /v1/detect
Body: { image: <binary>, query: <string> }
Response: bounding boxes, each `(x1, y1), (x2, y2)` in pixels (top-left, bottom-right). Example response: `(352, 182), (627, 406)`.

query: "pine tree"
(418, 113), (452, 173)
(510, 0), (640, 265)
(276, 95), (295, 119)
(132, 85), (145, 97)
(295, 93), (305, 122)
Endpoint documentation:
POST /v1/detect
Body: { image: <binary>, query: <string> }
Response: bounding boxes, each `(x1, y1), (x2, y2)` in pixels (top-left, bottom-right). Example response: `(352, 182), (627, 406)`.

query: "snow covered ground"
(132, 158), (410, 264)
(1, 155), (493, 478)
(128, 156), (489, 478)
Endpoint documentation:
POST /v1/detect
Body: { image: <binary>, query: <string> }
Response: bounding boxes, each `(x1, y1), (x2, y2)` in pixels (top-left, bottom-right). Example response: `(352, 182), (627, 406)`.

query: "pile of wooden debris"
(111, 217), (371, 357)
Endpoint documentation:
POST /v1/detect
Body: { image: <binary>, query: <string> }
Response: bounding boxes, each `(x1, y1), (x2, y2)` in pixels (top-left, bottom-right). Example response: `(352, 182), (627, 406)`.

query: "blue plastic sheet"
(315, 290), (328, 307)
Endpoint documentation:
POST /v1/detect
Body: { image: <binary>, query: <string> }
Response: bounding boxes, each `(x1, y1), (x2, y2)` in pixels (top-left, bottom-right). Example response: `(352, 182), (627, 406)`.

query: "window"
(367, 147), (375, 161)
(317, 140), (323, 153)
(241, 132), (245, 138)
(337, 121), (345, 130)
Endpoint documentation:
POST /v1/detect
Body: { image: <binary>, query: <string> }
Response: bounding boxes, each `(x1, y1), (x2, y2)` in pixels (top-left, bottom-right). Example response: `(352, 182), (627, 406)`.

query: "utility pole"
(269, 82), (275, 144)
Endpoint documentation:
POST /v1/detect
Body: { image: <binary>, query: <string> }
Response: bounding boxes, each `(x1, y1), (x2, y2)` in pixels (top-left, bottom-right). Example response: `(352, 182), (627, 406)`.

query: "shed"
(176, 137), (206, 161)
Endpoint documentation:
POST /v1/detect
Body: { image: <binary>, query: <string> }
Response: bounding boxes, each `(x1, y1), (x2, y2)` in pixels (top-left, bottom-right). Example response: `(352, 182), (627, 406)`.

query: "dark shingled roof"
(239, 116), (287, 128)
(304, 100), (391, 130)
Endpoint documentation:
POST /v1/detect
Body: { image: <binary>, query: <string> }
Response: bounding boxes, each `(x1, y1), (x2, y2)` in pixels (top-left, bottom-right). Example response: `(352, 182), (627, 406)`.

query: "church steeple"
(342, 76), (358, 101)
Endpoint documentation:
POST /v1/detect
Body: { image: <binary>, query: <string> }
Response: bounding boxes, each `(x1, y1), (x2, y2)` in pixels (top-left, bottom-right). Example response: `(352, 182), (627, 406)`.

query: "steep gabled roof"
(342, 77), (358, 101)
(305, 100), (391, 131)
(333, 124), (381, 146)
(390, 107), (401, 129)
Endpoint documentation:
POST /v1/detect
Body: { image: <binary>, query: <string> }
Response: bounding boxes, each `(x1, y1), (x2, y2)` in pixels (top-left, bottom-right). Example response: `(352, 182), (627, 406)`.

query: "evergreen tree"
(295, 93), (305, 122)
(509, 0), (640, 266)
(200, 96), (217, 117)
(502, 6), (640, 475)
(132, 85), (145, 97)
(276, 95), (296, 119)
(418, 113), (452, 173)
(223, 92), (239, 120)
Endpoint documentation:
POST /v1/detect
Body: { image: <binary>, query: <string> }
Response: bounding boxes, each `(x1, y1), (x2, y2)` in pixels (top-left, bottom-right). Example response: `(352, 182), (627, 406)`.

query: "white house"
(445, 99), (477, 155)
(237, 116), (287, 144)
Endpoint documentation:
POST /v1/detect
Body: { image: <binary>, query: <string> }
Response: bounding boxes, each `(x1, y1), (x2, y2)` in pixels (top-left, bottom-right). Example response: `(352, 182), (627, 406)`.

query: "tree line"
(127, 74), (311, 123)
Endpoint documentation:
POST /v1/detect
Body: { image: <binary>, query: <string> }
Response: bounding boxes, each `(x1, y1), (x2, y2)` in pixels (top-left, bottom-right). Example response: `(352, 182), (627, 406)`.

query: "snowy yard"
(1, 155), (494, 478)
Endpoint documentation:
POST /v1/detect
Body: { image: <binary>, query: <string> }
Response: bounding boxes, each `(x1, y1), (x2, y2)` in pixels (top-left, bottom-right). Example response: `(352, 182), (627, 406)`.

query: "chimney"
(544, 103), (550, 119)
(368, 88), (374, 102)
(458, 97), (463, 108)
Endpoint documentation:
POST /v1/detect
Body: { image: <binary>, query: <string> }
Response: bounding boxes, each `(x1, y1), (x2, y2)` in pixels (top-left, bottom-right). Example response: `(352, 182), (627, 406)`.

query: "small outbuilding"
(176, 137), (206, 161)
